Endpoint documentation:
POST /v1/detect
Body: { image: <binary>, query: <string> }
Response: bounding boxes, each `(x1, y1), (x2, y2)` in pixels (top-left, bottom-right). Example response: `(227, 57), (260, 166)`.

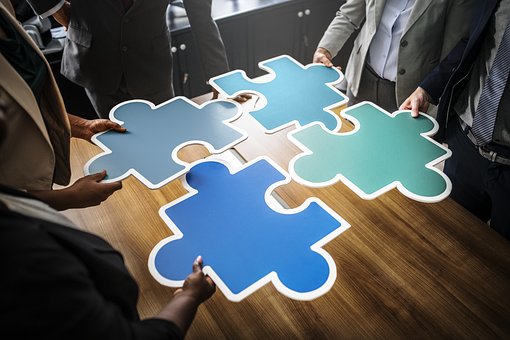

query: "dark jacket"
(420, 0), (505, 143)
(0, 187), (181, 340)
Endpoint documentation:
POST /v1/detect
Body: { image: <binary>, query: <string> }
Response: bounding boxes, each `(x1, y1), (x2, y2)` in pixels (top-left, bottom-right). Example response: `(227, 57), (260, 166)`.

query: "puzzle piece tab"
(210, 55), (347, 133)
(84, 98), (247, 189)
(289, 102), (452, 202)
(149, 157), (349, 301)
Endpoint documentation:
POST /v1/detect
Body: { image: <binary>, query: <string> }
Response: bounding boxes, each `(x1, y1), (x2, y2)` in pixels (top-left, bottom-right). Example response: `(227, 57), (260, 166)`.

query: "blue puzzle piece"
(84, 98), (247, 189)
(289, 102), (452, 202)
(210, 55), (347, 133)
(149, 157), (350, 301)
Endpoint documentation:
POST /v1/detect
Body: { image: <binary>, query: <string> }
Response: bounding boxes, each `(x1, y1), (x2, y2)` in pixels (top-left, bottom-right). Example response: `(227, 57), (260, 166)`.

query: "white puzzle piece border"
(83, 97), (248, 189)
(288, 101), (453, 203)
(209, 55), (348, 134)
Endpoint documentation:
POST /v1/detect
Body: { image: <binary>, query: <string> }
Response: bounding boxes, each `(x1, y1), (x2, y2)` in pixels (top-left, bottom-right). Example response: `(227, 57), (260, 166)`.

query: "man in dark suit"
(25, 0), (230, 118)
(400, 0), (510, 240)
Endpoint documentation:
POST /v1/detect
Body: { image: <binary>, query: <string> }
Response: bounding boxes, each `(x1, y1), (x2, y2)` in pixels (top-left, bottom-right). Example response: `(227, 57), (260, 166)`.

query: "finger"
(234, 95), (248, 103)
(88, 170), (107, 181)
(411, 98), (421, 118)
(173, 288), (183, 296)
(103, 180), (122, 192)
(205, 276), (215, 287)
(321, 56), (333, 67)
(192, 255), (203, 273)
(107, 121), (127, 133)
(398, 100), (409, 111)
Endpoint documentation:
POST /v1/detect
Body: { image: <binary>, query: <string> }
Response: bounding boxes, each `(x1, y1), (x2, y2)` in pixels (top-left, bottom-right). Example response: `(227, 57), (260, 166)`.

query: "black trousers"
(348, 63), (398, 113)
(444, 118), (510, 240)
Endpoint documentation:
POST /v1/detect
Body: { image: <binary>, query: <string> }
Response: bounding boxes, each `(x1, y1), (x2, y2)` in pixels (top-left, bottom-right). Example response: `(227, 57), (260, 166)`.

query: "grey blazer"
(26, 0), (228, 96)
(318, 0), (474, 106)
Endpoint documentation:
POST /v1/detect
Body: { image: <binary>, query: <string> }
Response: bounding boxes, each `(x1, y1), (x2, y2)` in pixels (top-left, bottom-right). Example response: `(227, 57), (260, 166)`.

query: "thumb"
(192, 255), (203, 273)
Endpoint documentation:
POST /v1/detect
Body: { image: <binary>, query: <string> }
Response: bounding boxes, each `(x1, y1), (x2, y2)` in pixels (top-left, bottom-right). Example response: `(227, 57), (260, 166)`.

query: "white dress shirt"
(368, 0), (416, 81)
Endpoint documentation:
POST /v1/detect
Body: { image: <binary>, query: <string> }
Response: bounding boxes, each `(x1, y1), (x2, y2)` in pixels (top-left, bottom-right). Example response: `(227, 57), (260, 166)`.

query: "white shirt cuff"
(39, 0), (66, 19)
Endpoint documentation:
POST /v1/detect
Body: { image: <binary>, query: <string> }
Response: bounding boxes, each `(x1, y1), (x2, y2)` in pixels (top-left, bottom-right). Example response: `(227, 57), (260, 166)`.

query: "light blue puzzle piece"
(148, 157), (350, 301)
(210, 55), (347, 133)
(289, 102), (452, 202)
(84, 98), (247, 189)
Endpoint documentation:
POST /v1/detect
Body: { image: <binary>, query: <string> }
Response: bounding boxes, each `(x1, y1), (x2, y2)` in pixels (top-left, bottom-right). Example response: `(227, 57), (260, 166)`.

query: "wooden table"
(63, 94), (510, 338)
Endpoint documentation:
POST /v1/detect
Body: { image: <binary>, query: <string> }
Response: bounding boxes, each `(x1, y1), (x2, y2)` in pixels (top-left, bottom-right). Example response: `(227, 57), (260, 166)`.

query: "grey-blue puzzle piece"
(210, 55), (347, 133)
(85, 98), (247, 189)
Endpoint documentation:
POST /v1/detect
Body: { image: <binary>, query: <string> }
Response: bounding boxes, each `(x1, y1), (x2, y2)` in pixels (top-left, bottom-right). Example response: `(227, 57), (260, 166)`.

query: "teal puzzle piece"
(149, 157), (350, 302)
(84, 98), (247, 189)
(209, 55), (347, 133)
(289, 102), (452, 202)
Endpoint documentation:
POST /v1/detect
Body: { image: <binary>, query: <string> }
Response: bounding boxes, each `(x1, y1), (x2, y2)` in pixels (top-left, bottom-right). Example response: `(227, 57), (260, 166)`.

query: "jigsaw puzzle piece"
(85, 98), (247, 189)
(149, 157), (349, 301)
(210, 55), (347, 133)
(289, 102), (451, 202)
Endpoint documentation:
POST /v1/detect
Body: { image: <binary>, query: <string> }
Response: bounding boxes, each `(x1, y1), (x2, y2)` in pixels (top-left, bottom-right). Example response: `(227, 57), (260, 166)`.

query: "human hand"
(174, 256), (216, 304)
(313, 47), (334, 67)
(53, 1), (71, 30)
(69, 114), (126, 142)
(211, 87), (252, 103)
(63, 171), (122, 209)
(399, 87), (431, 118)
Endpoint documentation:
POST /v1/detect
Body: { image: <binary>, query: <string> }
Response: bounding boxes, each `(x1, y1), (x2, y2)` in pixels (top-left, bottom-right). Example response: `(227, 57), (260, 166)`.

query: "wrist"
(173, 290), (203, 307)
(317, 47), (332, 59)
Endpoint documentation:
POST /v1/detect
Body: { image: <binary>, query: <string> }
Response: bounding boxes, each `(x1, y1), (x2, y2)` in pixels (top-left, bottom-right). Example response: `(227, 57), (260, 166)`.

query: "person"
(0, 106), (216, 338)
(0, 0), (124, 210)
(400, 0), (510, 240)
(24, 0), (234, 118)
(313, 0), (474, 113)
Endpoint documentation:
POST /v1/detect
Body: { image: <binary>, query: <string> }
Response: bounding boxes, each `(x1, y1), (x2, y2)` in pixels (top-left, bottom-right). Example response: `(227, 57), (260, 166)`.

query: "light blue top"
(368, 0), (416, 81)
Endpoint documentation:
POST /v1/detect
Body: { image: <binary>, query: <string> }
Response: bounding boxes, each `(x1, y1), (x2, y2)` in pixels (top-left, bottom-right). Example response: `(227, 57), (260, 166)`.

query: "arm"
(67, 113), (126, 142)
(314, 0), (366, 65)
(2, 218), (213, 339)
(399, 36), (469, 116)
(154, 256), (216, 334)
(182, 0), (251, 102)
(29, 171), (122, 210)
(182, 0), (229, 79)
(399, 0), (478, 116)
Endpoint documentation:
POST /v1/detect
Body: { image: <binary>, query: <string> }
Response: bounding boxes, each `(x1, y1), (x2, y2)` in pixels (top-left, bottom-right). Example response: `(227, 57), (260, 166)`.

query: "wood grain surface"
(62, 95), (510, 338)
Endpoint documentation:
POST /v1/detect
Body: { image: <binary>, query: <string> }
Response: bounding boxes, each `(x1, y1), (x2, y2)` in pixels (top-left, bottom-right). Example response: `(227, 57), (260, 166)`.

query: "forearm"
(28, 188), (73, 211)
(155, 293), (201, 336)
(317, 0), (366, 58)
(67, 113), (87, 138)
(183, 0), (229, 78)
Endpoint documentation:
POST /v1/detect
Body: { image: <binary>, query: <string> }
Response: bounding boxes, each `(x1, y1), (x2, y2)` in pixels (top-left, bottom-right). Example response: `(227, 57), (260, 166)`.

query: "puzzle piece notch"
(84, 98), (247, 189)
(210, 55), (348, 133)
(149, 157), (350, 301)
(289, 102), (452, 202)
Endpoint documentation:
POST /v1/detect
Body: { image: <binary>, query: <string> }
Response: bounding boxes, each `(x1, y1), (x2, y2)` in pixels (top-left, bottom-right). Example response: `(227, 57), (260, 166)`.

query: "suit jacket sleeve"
(317, 0), (366, 58)
(419, 36), (468, 104)
(0, 212), (183, 340)
(183, 0), (229, 80)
